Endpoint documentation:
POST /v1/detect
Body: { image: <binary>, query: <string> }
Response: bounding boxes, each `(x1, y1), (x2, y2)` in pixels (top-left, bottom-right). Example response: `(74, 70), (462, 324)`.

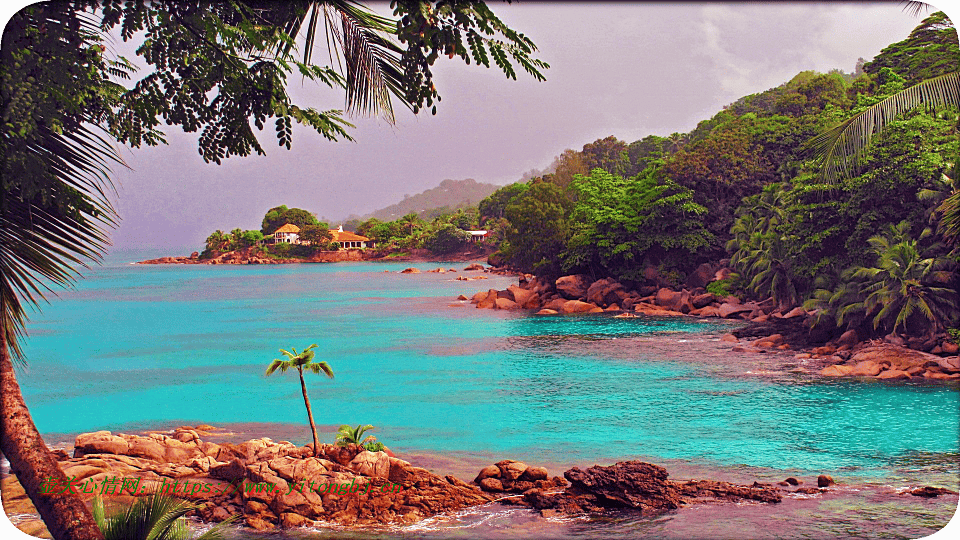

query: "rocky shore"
(14, 426), (953, 537)
(455, 266), (960, 381)
(136, 246), (493, 265)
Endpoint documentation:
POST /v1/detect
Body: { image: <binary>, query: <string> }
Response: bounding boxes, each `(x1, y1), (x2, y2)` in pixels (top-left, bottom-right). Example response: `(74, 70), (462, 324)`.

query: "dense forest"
(463, 12), (958, 344)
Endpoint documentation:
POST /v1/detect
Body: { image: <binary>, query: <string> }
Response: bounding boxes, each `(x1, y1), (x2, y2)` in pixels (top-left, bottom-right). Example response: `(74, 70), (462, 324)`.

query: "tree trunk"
(0, 330), (104, 539)
(298, 368), (320, 457)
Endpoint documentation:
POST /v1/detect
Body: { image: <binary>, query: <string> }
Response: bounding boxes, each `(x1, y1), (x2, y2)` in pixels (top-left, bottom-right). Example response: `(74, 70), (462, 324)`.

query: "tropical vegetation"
(93, 493), (236, 540)
(335, 424), (376, 446)
(265, 344), (335, 457)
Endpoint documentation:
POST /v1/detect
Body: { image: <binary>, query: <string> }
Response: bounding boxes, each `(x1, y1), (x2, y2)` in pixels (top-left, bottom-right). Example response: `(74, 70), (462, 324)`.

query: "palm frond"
(308, 361), (334, 378)
(805, 71), (960, 182)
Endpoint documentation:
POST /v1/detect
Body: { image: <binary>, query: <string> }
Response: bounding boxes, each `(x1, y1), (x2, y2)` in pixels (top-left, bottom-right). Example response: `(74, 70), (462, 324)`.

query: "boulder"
(464, 263), (486, 271)
(837, 329), (859, 348)
(536, 309), (558, 315)
(850, 361), (883, 377)
(474, 465), (501, 483)
(479, 478), (504, 492)
(347, 450), (390, 479)
(691, 293), (717, 309)
(655, 288), (689, 312)
(560, 300), (600, 314)
(74, 431), (129, 457)
(685, 263), (715, 289)
(542, 298), (568, 312)
(508, 285), (534, 307)
(494, 298), (518, 310)
(720, 334), (739, 343)
(820, 365), (854, 377)
(942, 341), (959, 354)
(817, 475), (835, 487)
(876, 369), (910, 380)
(555, 275), (591, 299)
(718, 303), (752, 319)
(563, 462), (682, 512)
(400, 268), (420, 274)
(497, 460), (528, 481)
(780, 307), (807, 319)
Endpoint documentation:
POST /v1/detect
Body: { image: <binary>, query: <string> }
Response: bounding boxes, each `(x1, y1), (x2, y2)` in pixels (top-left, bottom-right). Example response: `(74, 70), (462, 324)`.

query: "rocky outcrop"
(495, 461), (781, 517)
(9, 427), (497, 533)
(555, 274), (591, 299)
(817, 344), (960, 381)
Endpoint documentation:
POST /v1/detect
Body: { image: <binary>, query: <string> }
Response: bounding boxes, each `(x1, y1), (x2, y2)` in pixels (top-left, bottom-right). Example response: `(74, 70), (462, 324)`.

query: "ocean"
(11, 249), (959, 539)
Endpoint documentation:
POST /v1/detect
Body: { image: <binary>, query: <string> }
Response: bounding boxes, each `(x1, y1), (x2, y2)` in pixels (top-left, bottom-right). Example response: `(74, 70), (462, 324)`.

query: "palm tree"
(2, 3), (544, 538)
(844, 223), (958, 337)
(335, 424), (376, 446)
(93, 493), (236, 540)
(265, 344), (334, 456)
(805, 4), (958, 249)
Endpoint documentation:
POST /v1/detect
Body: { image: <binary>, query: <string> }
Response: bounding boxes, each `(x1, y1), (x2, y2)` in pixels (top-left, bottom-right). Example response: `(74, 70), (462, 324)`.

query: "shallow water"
(12, 250), (960, 538)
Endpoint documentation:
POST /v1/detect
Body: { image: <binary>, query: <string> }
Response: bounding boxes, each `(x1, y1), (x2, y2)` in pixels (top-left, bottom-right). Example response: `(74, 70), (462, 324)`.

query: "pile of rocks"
(462, 267), (794, 322)
(8, 427), (495, 533)
(481, 461), (782, 517)
(816, 344), (960, 381)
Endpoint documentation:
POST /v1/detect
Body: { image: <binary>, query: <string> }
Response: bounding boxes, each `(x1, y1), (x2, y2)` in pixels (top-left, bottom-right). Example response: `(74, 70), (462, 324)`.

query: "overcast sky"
(5, 2), (954, 251)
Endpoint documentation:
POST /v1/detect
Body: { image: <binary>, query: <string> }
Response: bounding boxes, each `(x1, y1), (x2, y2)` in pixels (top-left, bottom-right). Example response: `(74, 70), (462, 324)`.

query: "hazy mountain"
(340, 178), (503, 224)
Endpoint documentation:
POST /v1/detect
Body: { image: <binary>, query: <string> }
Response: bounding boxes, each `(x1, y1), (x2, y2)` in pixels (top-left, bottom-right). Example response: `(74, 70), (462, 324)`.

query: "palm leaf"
(806, 71), (960, 182)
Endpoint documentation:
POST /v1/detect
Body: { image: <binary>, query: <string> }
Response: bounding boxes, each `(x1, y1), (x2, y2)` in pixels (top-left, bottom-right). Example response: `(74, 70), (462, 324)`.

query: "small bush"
(363, 441), (386, 453)
(706, 280), (731, 297)
(949, 328), (960, 346)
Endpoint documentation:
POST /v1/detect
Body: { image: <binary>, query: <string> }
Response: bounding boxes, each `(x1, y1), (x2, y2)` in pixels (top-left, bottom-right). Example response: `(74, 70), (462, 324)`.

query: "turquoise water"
(12, 250), (960, 537)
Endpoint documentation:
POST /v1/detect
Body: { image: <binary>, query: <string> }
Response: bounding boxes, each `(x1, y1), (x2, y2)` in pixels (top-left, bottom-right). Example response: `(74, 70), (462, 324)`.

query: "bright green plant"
(93, 493), (236, 540)
(706, 279), (732, 297)
(363, 441), (386, 453)
(335, 424), (375, 446)
(265, 344), (334, 456)
(948, 327), (960, 345)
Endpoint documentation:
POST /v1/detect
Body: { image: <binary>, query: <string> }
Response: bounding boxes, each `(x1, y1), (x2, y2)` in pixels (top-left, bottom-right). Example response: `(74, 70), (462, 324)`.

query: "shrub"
(363, 441), (386, 453)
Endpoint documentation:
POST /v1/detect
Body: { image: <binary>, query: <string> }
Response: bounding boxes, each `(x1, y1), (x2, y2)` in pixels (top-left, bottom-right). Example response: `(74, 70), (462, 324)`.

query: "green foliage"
(479, 182), (529, 224)
(239, 230), (264, 248)
(363, 441), (386, 453)
(564, 168), (712, 281)
(267, 243), (292, 258)
(261, 206), (319, 235)
(948, 327), (960, 345)
(706, 279), (732, 297)
(299, 224), (333, 245)
(501, 181), (574, 277)
(93, 493), (235, 540)
(864, 11), (959, 84)
(335, 424), (375, 446)
(424, 224), (470, 254)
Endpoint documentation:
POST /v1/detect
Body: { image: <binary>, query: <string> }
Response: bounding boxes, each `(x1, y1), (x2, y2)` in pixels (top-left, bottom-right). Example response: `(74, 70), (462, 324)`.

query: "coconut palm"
(2, 3), (543, 537)
(265, 344), (334, 456)
(843, 223), (958, 336)
(335, 424), (376, 446)
(93, 493), (236, 540)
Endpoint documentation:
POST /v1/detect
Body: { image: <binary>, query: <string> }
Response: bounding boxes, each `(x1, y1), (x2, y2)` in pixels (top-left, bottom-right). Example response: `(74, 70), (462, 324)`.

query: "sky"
(4, 1), (955, 251)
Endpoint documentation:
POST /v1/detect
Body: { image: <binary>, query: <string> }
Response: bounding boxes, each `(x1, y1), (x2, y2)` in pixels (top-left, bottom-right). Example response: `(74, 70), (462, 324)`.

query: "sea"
(7, 248), (959, 539)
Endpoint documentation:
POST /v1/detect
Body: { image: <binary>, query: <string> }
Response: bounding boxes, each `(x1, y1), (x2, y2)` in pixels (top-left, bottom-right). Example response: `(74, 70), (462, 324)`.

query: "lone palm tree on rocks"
(265, 344), (334, 456)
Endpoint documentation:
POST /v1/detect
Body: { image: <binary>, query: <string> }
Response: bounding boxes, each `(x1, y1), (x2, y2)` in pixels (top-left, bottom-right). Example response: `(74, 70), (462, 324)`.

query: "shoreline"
(135, 246), (497, 266)
(4, 424), (957, 538)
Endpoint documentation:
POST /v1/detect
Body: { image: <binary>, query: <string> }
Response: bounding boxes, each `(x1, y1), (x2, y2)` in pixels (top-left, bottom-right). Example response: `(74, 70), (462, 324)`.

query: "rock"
(909, 486), (958, 497)
(280, 512), (311, 529)
(542, 298), (568, 312)
(850, 361), (882, 377)
(564, 461), (681, 512)
(720, 334), (739, 343)
(851, 344), (943, 373)
(521, 466), (549, 482)
(464, 263), (486, 271)
(210, 458), (245, 481)
(456, 294), (469, 301)
(74, 431), (129, 457)
(498, 460), (528, 481)
(937, 357), (960, 372)
(837, 329), (859, 348)
(718, 303), (752, 319)
(475, 465), (501, 483)
(536, 309), (558, 315)
(685, 263), (715, 289)
(691, 293), (717, 309)
(783, 477), (800, 486)
(655, 288), (692, 313)
(876, 369), (910, 380)
(781, 307), (807, 319)
(494, 298), (518, 310)
(555, 274), (590, 299)
(560, 300), (600, 314)
(817, 475), (835, 487)
(400, 268), (420, 274)
(348, 450), (390, 479)
(820, 365), (854, 377)
(508, 285), (534, 307)
(479, 478), (504, 492)
(942, 341), (959, 354)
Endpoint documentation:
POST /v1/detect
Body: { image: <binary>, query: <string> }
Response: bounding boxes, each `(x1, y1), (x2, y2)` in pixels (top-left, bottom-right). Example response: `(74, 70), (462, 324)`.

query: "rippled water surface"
(13, 250), (960, 538)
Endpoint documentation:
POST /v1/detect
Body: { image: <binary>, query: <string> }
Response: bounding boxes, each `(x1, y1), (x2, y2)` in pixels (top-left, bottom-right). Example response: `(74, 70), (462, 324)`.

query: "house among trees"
(267, 224), (371, 248)
(273, 223), (301, 244)
(467, 230), (489, 242)
(330, 225), (372, 248)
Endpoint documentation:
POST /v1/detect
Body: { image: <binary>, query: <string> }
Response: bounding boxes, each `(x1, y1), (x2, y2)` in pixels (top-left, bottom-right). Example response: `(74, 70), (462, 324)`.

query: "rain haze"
(5, 2), (946, 251)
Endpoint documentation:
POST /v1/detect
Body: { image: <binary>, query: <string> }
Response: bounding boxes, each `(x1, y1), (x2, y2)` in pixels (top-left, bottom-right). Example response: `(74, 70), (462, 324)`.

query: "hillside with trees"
(340, 178), (502, 227)
(476, 11), (958, 348)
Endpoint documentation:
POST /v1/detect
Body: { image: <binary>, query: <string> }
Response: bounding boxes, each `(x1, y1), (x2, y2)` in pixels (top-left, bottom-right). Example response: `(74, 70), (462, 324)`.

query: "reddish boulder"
(555, 274), (591, 299)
